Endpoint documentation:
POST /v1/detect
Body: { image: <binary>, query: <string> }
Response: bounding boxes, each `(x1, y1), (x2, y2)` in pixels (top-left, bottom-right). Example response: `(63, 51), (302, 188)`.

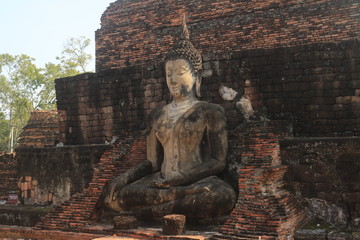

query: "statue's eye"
(178, 70), (187, 75)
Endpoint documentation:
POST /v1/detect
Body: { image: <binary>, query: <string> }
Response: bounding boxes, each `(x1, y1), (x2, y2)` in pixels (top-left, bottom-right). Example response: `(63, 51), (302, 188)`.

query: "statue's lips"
(170, 87), (180, 92)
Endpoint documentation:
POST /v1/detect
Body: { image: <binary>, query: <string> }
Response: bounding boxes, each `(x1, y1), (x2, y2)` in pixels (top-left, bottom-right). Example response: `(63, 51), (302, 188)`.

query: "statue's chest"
(154, 110), (206, 146)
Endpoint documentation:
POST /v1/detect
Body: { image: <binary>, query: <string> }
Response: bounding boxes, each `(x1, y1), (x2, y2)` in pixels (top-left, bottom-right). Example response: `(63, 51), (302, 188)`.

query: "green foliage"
(0, 36), (92, 152)
(0, 54), (40, 152)
(57, 36), (93, 73)
(0, 112), (10, 153)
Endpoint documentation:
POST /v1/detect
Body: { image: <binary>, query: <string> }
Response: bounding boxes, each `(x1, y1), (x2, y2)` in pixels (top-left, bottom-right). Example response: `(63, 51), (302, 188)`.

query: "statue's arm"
(206, 106), (228, 175)
(104, 116), (163, 202)
(128, 112), (164, 178)
(104, 160), (153, 203)
(146, 125), (163, 172)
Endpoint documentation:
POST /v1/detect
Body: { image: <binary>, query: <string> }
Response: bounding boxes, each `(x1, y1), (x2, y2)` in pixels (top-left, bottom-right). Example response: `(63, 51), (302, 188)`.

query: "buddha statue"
(104, 16), (236, 219)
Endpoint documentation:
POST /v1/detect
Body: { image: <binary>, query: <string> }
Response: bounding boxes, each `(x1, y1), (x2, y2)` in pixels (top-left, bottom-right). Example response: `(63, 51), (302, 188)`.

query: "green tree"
(0, 54), (42, 152)
(0, 36), (93, 152)
(0, 112), (10, 152)
(57, 36), (93, 73)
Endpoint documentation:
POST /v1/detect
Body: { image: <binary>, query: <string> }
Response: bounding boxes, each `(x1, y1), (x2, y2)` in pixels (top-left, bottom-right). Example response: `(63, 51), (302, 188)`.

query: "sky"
(0, 0), (115, 71)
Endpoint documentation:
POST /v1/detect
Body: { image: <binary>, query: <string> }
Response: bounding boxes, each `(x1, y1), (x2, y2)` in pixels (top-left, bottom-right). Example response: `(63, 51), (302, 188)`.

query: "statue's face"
(165, 59), (195, 98)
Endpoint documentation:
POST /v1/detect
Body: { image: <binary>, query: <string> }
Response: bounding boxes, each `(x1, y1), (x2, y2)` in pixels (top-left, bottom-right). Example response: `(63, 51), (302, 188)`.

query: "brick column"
(217, 121), (306, 240)
(0, 153), (18, 201)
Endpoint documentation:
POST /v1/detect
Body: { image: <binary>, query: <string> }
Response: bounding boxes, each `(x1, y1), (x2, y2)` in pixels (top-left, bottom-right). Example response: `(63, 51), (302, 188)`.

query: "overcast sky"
(0, 0), (115, 71)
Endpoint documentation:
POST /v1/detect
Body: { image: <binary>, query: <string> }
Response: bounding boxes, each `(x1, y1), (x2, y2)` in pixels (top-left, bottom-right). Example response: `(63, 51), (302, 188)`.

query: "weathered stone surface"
(162, 214), (186, 235)
(295, 229), (327, 240)
(281, 138), (360, 221)
(351, 232), (360, 239)
(327, 231), (349, 240)
(35, 134), (146, 230)
(0, 205), (50, 227)
(0, 225), (106, 239)
(235, 97), (255, 121)
(219, 85), (238, 101)
(113, 215), (137, 230)
(306, 198), (349, 226)
(16, 145), (109, 206)
(351, 218), (360, 228)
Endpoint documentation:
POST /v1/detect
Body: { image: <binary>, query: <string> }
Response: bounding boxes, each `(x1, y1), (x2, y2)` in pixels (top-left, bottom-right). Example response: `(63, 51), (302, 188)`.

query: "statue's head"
(165, 15), (202, 98)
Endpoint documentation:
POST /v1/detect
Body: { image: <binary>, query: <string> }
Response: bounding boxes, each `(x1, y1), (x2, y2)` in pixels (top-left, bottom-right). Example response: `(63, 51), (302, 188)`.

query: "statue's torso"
(152, 101), (215, 179)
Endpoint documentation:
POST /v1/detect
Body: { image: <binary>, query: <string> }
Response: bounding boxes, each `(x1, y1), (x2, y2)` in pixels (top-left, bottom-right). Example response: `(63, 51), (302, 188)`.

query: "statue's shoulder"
(195, 101), (225, 115)
(194, 102), (226, 129)
(148, 104), (167, 122)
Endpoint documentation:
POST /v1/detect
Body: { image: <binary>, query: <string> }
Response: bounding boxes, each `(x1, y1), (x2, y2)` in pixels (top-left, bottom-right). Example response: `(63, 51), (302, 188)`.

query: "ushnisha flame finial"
(180, 14), (190, 40)
(165, 14), (202, 71)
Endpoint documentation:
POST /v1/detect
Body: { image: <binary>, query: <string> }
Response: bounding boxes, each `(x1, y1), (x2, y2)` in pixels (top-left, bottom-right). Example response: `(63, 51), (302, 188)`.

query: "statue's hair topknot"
(165, 15), (202, 71)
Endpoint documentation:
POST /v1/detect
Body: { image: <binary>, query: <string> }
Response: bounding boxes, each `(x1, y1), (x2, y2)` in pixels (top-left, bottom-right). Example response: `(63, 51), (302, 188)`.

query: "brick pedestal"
(163, 214), (186, 235)
(217, 121), (306, 240)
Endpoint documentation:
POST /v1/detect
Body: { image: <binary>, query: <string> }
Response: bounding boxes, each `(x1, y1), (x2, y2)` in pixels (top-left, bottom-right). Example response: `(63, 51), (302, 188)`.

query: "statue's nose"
(170, 75), (177, 84)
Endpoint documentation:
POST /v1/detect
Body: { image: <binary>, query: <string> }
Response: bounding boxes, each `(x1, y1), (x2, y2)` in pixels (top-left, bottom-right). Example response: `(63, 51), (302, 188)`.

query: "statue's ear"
(195, 70), (203, 98)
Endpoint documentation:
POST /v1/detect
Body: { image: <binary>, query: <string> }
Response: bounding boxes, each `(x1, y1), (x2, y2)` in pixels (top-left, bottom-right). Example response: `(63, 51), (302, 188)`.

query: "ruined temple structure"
(16, 110), (60, 148)
(1, 0), (360, 239)
(57, 0), (360, 144)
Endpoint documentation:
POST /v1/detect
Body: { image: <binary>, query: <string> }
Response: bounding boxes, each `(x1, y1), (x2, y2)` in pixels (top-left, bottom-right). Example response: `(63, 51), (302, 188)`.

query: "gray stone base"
(0, 205), (50, 227)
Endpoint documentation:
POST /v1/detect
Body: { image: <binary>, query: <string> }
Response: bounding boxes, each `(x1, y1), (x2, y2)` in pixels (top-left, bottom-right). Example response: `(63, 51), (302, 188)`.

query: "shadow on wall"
(15, 145), (109, 206)
(281, 137), (360, 225)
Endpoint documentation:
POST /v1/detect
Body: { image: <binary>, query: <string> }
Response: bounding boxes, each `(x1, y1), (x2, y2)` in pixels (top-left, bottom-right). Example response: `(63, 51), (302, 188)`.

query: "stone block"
(113, 215), (137, 230)
(327, 232), (349, 240)
(295, 229), (327, 240)
(163, 214), (186, 235)
(342, 192), (360, 203)
(306, 198), (348, 226)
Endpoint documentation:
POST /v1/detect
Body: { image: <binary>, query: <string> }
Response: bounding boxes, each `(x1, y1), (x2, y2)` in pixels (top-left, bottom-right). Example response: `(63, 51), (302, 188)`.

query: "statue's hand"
(152, 172), (185, 188)
(104, 173), (129, 203)
(152, 180), (171, 189)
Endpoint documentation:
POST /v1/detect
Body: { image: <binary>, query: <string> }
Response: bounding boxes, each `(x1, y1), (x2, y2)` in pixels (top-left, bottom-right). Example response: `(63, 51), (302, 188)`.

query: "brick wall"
(57, 39), (360, 145)
(216, 121), (306, 240)
(281, 137), (360, 220)
(15, 145), (109, 205)
(55, 70), (166, 145)
(0, 153), (17, 200)
(96, 0), (360, 71)
(243, 40), (360, 137)
(35, 131), (146, 231)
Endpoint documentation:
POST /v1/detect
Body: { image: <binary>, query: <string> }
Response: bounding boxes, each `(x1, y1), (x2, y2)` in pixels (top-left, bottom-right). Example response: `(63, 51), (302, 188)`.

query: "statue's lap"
(115, 173), (236, 218)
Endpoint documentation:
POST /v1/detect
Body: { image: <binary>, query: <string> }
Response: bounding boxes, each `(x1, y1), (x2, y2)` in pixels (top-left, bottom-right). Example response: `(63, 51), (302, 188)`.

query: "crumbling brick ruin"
(96, 0), (359, 71)
(3, 111), (109, 206)
(58, 40), (360, 145)
(0, 153), (17, 202)
(4, 0), (360, 239)
(16, 111), (60, 148)
(56, 0), (360, 145)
